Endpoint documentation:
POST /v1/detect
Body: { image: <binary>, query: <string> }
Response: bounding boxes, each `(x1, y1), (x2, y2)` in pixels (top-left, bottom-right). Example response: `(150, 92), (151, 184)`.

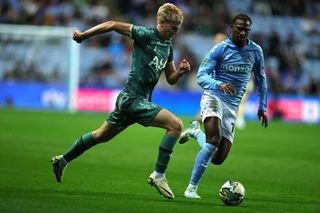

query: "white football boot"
(148, 172), (174, 199)
(51, 155), (67, 183)
(179, 120), (200, 144)
(184, 187), (201, 199)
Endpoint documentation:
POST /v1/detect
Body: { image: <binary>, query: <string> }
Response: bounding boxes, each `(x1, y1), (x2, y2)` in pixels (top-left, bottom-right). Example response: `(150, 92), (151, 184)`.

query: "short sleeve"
(131, 25), (154, 44)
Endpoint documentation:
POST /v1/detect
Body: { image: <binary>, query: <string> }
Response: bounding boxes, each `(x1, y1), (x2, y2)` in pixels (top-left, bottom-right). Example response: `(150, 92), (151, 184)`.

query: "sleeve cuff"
(214, 80), (223, 89)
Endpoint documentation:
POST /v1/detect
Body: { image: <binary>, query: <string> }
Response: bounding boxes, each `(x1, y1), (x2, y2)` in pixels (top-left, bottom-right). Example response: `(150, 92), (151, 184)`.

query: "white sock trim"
(153, 171), (165, 179)
(60, 155), (68, 165)
(194, 129), (202, 137)
(187, 183), (198, 190)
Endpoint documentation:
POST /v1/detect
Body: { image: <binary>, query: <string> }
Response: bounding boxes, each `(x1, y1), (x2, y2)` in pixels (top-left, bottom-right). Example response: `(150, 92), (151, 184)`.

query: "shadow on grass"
(247, 197), (320, 206)
(23, 188), (232, 208)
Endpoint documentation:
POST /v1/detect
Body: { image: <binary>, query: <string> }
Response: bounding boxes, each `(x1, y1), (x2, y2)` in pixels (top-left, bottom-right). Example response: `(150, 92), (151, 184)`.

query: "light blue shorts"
(200, 93), (238, 143)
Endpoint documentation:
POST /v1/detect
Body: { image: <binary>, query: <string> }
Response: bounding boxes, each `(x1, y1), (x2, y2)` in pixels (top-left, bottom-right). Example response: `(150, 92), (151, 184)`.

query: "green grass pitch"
(0, 109), (319, 213)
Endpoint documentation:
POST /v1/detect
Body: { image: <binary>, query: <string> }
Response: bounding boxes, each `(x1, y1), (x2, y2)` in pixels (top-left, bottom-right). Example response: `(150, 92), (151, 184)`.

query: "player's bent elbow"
(102, 21), (118, 32)
(105, 20), (115, 27)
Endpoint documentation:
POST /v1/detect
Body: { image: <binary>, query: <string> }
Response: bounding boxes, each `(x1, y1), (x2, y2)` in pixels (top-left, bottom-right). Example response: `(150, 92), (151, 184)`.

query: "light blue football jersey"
(197, 38), (268, 111)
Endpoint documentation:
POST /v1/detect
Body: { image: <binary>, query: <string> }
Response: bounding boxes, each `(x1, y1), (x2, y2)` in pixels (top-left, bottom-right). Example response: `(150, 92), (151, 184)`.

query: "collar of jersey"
(227, 38), (251, 49)
(154, 27), (171, 43)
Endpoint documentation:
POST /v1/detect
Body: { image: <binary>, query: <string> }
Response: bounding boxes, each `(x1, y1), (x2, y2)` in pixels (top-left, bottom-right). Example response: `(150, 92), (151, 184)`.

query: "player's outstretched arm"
(72, 21), (132, 43)
(164, 59), (190, 85)
(257, 110), (268, 128)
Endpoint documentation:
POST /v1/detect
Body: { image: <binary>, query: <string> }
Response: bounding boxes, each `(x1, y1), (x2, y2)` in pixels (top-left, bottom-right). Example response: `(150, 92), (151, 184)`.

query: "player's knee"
(211, 157), (225, 165)
(92, 131), (106, 143)
(92, 128), (113, 143)
(168, 118), (183, 137)
(177, 119), (183, 133)
(207, 135), (221, 147)
(174, 118), (183, 135)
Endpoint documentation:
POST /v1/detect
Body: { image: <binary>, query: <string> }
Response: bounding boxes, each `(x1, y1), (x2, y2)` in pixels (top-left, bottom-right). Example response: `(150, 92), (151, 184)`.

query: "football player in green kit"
(51, 3), (190, 199)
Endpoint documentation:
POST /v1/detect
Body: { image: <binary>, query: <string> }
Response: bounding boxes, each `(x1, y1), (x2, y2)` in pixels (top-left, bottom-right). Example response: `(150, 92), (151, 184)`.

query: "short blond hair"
(157, 3), (183, 25)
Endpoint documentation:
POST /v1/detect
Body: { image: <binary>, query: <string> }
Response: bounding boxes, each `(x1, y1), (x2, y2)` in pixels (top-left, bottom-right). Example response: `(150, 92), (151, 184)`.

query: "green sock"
(155, 134), (178, 173)
(63, 133), (97, 162)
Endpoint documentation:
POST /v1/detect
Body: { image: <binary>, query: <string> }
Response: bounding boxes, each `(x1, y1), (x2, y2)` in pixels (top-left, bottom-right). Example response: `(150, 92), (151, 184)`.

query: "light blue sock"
(194, 129), (206, 148)
(190, 143), (218, 185)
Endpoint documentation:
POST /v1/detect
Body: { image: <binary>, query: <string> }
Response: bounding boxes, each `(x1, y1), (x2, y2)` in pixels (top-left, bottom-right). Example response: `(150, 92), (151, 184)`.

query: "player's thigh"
(201, 94), (223, 144)
(107, 92), (136, 130)
(200, 93), (223, 124)
(148, 108), (183, 137)
(109, 94), (161, 129)
(128, 98), (164, 126)
(92, 121), (123, 142)
(220, 103), (237, 143)
(203, 117), (221, 144)
(211, 137), (232, 165)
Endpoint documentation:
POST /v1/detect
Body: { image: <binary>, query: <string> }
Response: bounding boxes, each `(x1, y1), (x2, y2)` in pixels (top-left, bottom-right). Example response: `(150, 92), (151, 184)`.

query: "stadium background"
(0, 1), (319, 213)
(0, 0), (320, 123)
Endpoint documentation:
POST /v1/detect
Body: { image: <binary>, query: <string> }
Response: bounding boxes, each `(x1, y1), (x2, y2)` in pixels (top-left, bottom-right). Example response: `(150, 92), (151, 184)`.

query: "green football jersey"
(123, 25), (174, 100)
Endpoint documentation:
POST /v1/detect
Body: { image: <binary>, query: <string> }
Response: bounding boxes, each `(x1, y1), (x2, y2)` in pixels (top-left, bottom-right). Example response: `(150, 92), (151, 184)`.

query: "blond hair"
(157, 3), (183, 25)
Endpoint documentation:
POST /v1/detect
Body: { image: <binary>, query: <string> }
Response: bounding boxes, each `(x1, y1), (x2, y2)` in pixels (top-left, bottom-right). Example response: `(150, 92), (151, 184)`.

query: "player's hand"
(219, 83), (236, 95)
(177, 59), (191, 75)
(258, 110), (268, 128)
(72, 29), (85, 43)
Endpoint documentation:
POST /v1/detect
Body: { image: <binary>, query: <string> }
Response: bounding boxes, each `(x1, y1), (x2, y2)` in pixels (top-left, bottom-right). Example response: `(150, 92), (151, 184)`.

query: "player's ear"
(157, 20), (165, 29)
(159, 20), (165, 25)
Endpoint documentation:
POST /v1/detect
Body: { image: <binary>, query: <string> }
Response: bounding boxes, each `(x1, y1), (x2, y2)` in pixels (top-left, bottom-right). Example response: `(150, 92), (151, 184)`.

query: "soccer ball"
(219, 180), (245, 206)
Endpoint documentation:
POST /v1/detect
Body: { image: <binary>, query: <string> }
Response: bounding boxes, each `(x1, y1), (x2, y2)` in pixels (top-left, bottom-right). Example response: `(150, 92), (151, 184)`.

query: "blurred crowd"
(1, 0), (320, 96)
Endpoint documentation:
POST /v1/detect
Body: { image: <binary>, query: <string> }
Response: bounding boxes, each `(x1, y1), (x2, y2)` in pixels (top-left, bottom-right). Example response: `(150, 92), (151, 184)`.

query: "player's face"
(230, 19), (251, 47)
(158, 22), (181, 41)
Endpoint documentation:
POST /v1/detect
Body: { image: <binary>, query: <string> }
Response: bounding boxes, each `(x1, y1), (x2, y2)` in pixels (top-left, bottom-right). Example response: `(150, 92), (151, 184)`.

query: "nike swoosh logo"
(157, 184), (174, 197)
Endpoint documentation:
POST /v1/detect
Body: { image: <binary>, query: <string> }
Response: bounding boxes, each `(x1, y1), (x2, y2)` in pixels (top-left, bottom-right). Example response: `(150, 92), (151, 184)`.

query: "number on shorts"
(231, 122), (235, 133)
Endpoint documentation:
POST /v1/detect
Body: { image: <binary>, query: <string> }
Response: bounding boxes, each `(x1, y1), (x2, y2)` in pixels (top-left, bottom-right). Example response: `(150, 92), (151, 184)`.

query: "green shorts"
(107, 91), (163, 130)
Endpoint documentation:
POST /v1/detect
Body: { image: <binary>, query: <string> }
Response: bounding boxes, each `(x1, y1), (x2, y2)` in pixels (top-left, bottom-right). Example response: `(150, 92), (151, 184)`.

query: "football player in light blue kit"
(179, 14), (269, 199)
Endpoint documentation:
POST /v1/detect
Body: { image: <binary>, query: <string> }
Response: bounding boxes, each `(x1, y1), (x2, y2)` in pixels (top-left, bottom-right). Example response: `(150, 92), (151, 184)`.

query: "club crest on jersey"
(149, 56), (167, 71)
(202, 58), (209, 67)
